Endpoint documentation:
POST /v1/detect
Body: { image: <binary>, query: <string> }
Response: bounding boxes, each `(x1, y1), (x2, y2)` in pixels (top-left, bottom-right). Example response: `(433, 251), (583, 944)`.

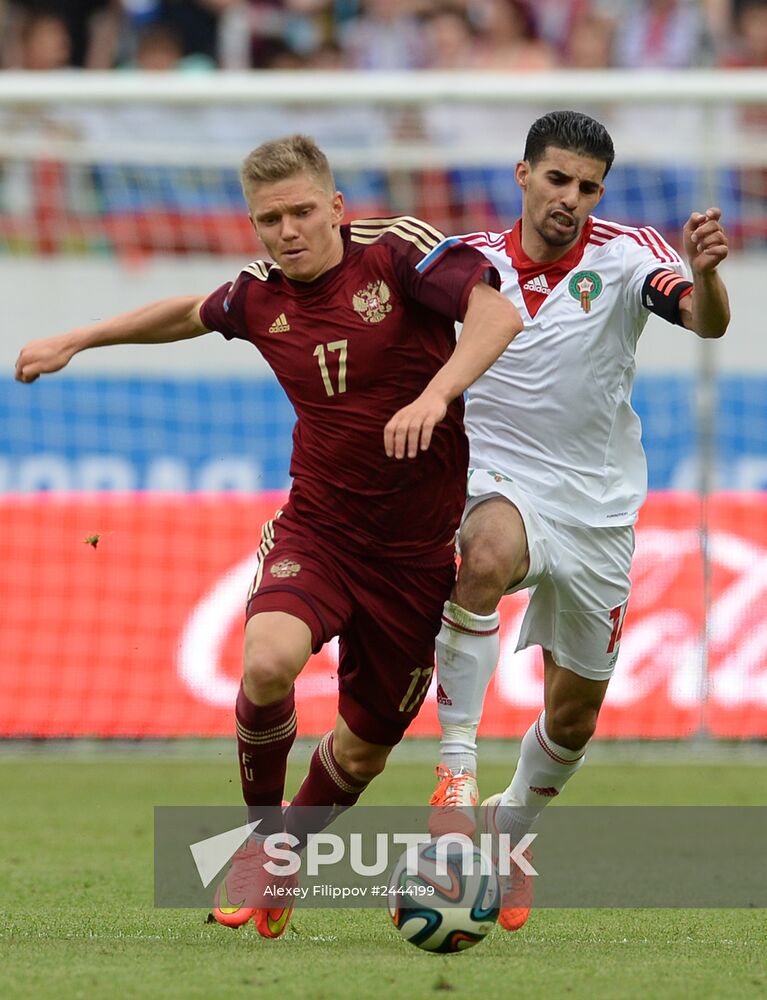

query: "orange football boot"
(428, 764), (479, 838)
(481, 793), (534, 931)
(213, 803), (296, 938)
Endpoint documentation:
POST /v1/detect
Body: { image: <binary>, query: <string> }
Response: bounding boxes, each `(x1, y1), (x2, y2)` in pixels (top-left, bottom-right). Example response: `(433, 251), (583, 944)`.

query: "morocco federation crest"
(568, 270), (603, 314)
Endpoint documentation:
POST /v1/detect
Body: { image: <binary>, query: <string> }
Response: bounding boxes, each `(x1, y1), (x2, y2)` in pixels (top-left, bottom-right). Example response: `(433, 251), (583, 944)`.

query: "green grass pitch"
(1, 740), (765, 1000)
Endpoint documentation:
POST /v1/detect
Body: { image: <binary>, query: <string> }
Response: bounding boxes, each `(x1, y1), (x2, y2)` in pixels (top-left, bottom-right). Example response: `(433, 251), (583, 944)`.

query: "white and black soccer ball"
(387, 839), (500, 953)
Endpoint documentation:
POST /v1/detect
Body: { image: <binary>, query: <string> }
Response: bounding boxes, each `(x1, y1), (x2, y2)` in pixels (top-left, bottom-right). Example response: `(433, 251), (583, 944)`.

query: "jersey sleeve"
(351, 216), (500, 322)
(622, 228), (692, 327)
(390, 236), (500, 321)
(199, 270), (252, 341)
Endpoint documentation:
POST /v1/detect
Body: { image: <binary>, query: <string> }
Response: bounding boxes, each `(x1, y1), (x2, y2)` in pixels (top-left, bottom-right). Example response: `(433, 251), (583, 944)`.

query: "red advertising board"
(1, 492), (765, 738)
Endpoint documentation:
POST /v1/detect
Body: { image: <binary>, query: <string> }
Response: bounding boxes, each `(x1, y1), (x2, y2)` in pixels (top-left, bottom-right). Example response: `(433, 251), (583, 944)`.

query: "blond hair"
(240, 134), (336, 195)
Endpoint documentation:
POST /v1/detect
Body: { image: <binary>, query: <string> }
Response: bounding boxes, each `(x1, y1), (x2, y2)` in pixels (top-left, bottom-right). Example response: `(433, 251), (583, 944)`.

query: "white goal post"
(0, 69), (766, 171)
(1, 67), (766, 103)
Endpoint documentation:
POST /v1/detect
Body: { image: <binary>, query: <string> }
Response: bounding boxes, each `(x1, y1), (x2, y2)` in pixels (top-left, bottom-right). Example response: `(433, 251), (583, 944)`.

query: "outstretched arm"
(679, 207), (730, 339)
(384, 281), (523, 459)
(15, 295), (209, 383)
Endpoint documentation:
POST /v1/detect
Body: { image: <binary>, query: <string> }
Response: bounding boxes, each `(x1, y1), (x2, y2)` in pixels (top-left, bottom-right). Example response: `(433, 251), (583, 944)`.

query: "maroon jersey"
(200, 216), (499, 558)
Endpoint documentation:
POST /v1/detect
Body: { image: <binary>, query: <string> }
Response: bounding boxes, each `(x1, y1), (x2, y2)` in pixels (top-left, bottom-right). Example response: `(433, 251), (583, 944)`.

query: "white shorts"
(464, 470), (635, 681)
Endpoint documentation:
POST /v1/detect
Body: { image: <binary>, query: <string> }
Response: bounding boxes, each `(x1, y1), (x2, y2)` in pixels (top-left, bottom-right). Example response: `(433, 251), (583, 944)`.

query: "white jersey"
(459, 216), (691, 527)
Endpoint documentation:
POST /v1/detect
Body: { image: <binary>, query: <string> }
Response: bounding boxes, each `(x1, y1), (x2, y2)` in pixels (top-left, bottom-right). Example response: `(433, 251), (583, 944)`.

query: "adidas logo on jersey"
(269, 313), (290, 333)
(522, 274), (551, 295)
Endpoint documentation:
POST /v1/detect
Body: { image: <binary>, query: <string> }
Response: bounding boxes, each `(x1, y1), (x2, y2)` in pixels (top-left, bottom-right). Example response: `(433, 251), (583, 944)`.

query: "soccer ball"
(387, 839), (500, 953)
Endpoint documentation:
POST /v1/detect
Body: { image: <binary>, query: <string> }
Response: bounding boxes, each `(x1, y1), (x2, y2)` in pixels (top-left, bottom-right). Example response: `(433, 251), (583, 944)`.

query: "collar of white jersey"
(505, 217), (595, 273)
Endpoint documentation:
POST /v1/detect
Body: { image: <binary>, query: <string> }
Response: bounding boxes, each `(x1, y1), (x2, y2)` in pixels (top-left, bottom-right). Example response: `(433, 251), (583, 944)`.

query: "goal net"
(1, 70), (765, 739)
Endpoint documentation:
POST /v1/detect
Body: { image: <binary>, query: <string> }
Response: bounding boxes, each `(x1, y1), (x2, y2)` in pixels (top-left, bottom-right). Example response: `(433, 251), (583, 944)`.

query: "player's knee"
(545, 703), (599, 750)
(333, 743), (389, 785)
(242, 648), (296, 703)
(460, 533), (525, 601)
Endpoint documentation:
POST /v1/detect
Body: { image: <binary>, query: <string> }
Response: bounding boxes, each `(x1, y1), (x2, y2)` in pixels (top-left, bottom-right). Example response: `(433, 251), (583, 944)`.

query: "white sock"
(495, 711), (587, 846)
(436, 600), (500, 775)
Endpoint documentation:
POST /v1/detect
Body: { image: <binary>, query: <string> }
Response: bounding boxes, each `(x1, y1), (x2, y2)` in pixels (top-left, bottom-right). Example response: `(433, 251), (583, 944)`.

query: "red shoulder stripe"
(589, 219), (682, 264)
(461, 231), (507, 250)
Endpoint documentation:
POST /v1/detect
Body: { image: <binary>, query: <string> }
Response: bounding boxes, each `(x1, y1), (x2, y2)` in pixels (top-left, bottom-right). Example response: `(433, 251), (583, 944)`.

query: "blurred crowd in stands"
(0, 0), (766, 74)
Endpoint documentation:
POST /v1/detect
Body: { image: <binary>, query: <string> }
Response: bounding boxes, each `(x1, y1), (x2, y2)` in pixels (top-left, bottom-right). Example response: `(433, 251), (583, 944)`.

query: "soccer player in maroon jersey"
(16, 134), (523, 938)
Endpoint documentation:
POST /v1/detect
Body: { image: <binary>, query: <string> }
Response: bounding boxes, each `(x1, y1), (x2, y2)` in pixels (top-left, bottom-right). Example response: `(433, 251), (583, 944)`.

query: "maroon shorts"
(245, 508), (456, 746)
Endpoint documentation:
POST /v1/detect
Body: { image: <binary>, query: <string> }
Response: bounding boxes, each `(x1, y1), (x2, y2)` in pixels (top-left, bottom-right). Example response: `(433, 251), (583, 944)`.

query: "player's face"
(247, 172), (345, 281)
(516, 146), (606, 261)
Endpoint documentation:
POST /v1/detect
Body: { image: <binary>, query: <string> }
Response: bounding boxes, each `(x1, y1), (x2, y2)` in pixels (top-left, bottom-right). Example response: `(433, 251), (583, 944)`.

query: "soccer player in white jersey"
(427, 110), (730, 931)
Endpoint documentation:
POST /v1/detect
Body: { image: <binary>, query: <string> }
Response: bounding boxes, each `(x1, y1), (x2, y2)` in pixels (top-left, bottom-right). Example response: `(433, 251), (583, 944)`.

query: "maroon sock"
(284, 732), (369, 847)
(236, 682), (296, 830)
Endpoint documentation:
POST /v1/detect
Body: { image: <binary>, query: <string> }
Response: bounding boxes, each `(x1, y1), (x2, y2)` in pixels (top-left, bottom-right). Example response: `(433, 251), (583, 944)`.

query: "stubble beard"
(539, 215), (581, 250)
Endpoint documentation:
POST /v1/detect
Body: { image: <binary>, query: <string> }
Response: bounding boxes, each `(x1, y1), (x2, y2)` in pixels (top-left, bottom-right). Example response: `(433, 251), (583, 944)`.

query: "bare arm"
(15, 295), (209, 383)
(678, 207), (730, 339)
(384, 281), (523, 459)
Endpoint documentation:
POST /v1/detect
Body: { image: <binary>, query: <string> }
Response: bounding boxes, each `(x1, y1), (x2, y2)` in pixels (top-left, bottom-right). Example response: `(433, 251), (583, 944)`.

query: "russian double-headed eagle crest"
(270, 559), (301, 579)
(352, 280), (393, 323)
